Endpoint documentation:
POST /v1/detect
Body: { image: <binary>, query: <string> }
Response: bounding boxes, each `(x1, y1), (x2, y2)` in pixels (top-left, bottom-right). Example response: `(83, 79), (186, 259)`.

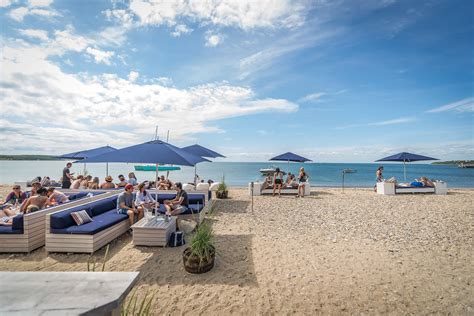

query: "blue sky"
(0, 0), (472, 162)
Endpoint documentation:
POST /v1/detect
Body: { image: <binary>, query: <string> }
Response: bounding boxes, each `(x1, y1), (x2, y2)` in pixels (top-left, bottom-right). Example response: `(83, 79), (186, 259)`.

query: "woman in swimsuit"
(273, 168), (283, 197)
(374, 166), (384, 192)
(297, 167), (308, 198)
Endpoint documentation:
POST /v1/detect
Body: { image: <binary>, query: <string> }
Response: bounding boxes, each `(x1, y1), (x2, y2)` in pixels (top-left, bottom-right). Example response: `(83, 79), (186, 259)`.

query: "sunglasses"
(13, 187), (20, 190)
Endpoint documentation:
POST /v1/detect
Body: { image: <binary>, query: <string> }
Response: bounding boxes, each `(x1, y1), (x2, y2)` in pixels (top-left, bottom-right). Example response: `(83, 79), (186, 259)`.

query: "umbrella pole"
(287, 159), (290, 175)
(194, 165), (197, 186)
(106, 162), (109, 177)
(404, 161), (406, 182)
(83, 163), (86, 175)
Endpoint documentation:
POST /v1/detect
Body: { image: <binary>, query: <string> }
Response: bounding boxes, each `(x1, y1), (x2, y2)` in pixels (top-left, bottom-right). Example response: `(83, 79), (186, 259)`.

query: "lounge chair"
(376, 181), (448, 195)
(249, 181), (311, 196)
(153, 193), (208, 224)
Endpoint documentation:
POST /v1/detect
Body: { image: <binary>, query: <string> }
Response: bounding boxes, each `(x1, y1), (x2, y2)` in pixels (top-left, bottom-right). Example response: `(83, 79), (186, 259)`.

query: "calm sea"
(0, 161), (473, 188)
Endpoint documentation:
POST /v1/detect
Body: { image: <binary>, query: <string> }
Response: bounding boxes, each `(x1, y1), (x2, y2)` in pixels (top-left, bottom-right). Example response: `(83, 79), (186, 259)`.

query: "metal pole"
(404, 161), (406, 182)
(342, 171), (345, 193)
(83, 163), (86, 175)
(106, 162), (109, 177)
(251, 181), (254, 215)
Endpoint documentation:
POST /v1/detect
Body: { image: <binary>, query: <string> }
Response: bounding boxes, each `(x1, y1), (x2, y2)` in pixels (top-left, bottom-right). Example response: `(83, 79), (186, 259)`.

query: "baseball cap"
(125, 184), (134, 190)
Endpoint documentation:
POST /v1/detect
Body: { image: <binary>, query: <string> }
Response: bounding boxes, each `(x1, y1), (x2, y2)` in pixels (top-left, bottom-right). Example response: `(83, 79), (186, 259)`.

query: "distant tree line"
(432, 160), (474, 165)
(0, 155), (60, 161)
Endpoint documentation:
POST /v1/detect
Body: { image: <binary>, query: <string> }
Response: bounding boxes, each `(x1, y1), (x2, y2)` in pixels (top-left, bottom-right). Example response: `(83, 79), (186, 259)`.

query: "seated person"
(89, 177), (100, 189)
(116, 174), (128, 188)
(163, 182), (188, 216)
(46, 187), (69, 206)
(71, 175), (84, 189)
(0, 207), (18, 226)
(3, 185), (27, 206)
(20, 187), (48, 213)
(158, 176), (172, 190)
(128, 172), (138, 186)
(419, 176), (434, 187)
(262, 175), (273, 190)
(117, 184), (143, 226)
(135, 183), (159, 211)
(27, 176), (41, 186)
(40, 176), (51, 187)
(80, 175), (92, 189)
(29, 180), (42, 197)
(285, 173), (298, 188)
(100, 176), (115, 189)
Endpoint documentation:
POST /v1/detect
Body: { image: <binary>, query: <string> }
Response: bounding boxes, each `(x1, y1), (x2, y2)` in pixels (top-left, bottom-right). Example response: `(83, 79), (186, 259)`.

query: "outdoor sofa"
(0, 191), (110, 253)
(46, 194), (127, 254)
(248, 181), (311, 196)
(376, 181), (448, 195)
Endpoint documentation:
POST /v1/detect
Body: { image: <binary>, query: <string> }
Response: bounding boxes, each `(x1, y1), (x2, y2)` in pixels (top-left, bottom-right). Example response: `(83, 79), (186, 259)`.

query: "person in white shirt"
(135, 183), (159, 212)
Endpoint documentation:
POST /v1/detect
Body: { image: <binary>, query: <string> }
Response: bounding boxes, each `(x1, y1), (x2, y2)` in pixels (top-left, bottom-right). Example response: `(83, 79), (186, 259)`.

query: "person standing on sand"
(272, 168), (284, 197)
(297, 167), (308, 198)
(374, 166), (384, 192)
(62, 162), (73, 189)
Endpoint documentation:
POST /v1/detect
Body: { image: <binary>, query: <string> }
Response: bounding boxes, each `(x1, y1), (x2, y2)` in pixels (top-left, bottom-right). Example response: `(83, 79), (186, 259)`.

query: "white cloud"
(28, 0), (53, 7)
(335, 117), (417, 130)
(18, 29), (49, 41)
(205, 33), (222, 47)
(427, 97), (474, 113)
(85, 47), (115, 65)
(0, 40), (298, 154)
(0, 0), (16, 8)
(128, 71), (139, 82)
(125, 0), (307, 30)
(8, 5), (60, 22)
(171, 24), (193, 37)
(299, 92), (326, 103)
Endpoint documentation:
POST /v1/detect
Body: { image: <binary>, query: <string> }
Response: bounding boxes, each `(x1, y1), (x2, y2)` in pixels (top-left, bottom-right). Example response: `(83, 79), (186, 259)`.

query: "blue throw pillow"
(410, 181), (423, 187)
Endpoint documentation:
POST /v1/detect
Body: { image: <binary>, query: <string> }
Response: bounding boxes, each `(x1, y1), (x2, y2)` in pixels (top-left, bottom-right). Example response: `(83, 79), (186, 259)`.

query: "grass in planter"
(121, 288), (155, 316)
(190, 222), (215, 264)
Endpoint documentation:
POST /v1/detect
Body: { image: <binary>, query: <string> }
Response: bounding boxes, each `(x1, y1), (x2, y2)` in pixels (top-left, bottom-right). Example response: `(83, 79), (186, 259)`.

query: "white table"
(131, 216), (176, 247)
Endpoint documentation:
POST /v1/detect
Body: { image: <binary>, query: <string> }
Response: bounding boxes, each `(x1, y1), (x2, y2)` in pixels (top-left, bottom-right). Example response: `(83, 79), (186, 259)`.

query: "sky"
(0, 0), (473, 162)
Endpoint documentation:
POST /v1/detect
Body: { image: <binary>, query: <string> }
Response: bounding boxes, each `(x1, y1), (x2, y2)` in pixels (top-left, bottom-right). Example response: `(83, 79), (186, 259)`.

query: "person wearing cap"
(117, 184), (143, 226)
(62, 162), (73, 189)
(100, 176), (115, 189)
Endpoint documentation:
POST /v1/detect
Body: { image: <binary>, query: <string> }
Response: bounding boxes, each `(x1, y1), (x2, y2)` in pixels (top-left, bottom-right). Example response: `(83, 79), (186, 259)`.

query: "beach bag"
(168, 231), (185, 247)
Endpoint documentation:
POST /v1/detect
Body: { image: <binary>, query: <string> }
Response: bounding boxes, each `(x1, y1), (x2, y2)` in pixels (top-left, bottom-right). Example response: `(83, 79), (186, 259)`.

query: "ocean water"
(0, 161), (473, 188)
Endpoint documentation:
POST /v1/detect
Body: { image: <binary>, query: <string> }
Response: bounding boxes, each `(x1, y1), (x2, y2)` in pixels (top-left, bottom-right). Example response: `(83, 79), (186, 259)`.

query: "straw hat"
(105, 176), (113, 182)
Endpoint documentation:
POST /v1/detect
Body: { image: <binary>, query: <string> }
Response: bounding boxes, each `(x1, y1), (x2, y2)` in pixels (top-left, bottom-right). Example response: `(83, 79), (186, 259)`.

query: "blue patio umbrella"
(270, 152), (312, 173)
(182, 144), (225, 185)
(376, 152), (439, 182)
(60, 145), (117, 175)
(80, 140), (210, 187)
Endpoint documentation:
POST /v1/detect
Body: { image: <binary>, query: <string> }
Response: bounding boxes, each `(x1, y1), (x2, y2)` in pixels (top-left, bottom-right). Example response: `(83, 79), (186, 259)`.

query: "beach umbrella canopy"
(59, 145), (117, 159)
(181, 144), (225, 158)
(60, 145), (118, 175)
(181, 144), (225, 185)
(376, 152), (439, 182)
(79, 140), (210, 166)
(269, 152), (311, 174)
(270, 152), (311, 163)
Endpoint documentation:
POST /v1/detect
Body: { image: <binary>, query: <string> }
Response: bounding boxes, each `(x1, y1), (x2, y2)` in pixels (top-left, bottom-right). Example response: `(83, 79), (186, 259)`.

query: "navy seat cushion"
(68, 192), (88, 200)
(153, 194), (205, 206)
(50, 206), (93, 229)
(12, 214), (24, 232)
(50, 210), (128, 235)
(0, 225), (23, 234)
(90, 198), (117, 216)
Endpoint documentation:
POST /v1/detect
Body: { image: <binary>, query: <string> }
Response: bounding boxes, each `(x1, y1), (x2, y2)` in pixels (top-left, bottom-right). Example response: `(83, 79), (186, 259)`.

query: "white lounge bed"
(248, 181), (311, 196)
(377, 181), (448, 195)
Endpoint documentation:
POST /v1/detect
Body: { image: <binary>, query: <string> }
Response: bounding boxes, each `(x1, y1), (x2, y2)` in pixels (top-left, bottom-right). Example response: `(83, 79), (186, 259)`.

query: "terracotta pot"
(183, 246), (215, 274)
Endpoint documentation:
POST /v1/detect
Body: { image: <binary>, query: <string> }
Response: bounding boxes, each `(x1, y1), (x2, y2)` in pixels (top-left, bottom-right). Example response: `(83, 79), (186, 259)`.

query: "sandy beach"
(0, 185), (472, 314)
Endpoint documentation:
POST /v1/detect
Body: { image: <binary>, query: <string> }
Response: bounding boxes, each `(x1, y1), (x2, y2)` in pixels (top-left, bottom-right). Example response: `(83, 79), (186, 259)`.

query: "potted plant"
(183, 222), (215, 274)
(215, 176), (228, 199)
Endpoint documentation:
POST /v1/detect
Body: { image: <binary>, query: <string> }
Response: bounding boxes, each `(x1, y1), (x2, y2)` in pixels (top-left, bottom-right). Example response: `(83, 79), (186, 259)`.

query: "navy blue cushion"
(157, 203), (204, 215)
(154, 193), (205, 206)
(68, 192), (88, 200)
(50, 206), (93, 229)
(0, 225), (23, 234)
(50, 210), (128, 235)
(90, 197), (117, 216)
(12, 214), (24, 232)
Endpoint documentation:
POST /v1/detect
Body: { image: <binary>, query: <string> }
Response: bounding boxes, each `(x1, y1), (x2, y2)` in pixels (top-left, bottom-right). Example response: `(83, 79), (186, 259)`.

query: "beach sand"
(0, 185), (472, 314)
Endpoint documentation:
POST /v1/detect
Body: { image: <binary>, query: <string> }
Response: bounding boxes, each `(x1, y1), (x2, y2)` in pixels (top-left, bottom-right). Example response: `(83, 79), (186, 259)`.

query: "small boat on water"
(458, 163), (474, 168)
(259, 167), (287, 176)
(134, 165), (181, 171)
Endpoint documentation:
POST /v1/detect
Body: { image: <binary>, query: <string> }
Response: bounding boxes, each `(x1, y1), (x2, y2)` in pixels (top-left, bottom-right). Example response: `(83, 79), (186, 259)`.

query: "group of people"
(0, 183), (69, 225)
(117, 182), (189, 226)
(264, 167), (309, 197)
(61, 162), (176, 190)
(374, 166), (435, 191)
